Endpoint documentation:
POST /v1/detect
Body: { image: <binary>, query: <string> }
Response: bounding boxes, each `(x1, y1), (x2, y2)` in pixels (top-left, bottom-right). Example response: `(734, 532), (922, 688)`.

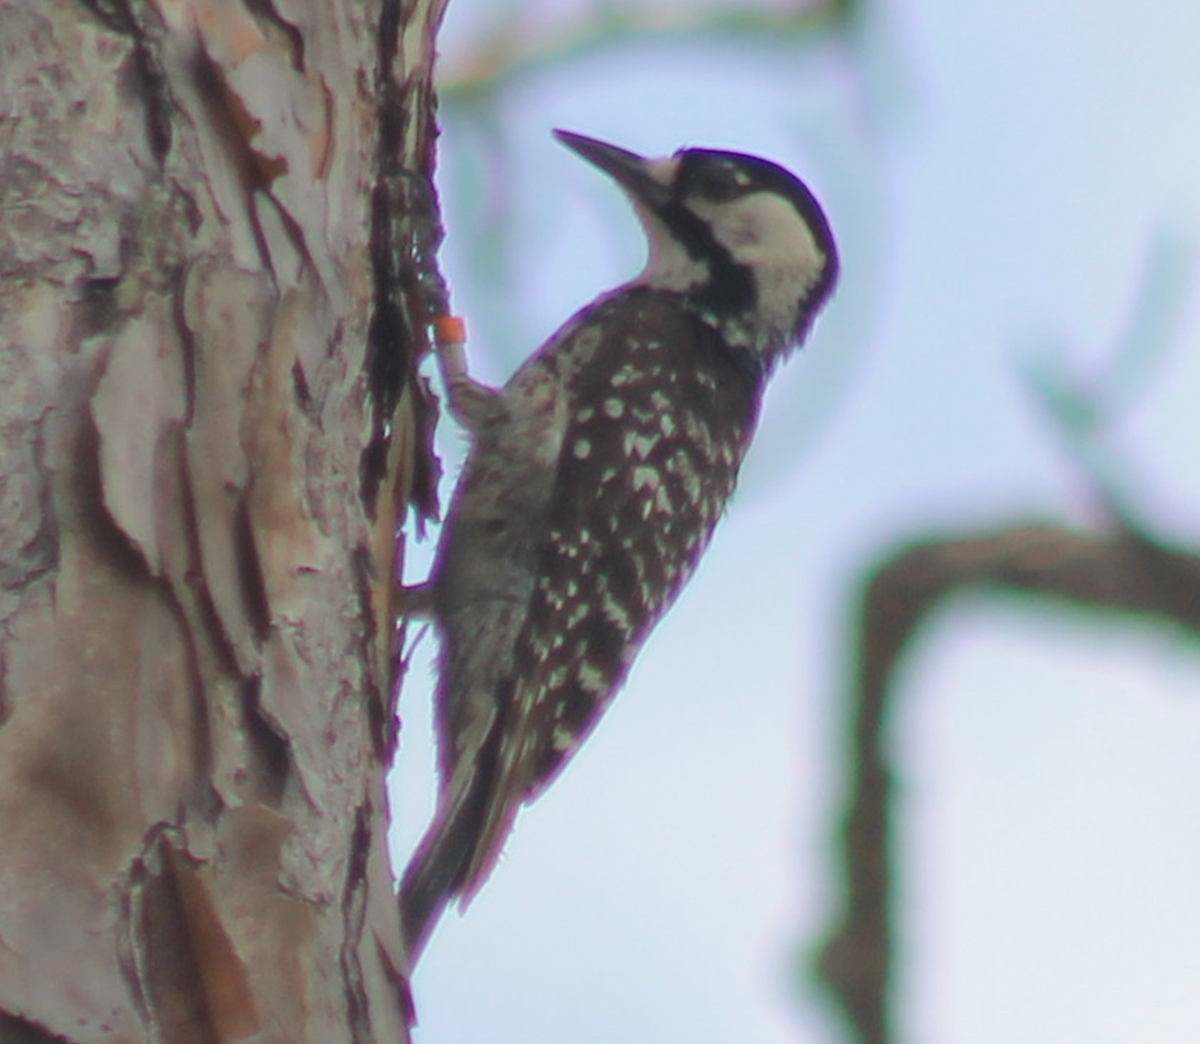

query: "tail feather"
(399, 756), (527, 962)
(401, 673), (530, 962)
(399, 763), (480, 962)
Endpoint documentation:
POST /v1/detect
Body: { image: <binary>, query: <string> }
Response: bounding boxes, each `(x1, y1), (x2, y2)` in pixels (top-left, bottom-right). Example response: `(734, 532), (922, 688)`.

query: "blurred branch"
(815, 524), (1200, 1044)
(439, 0), (855, 102)
(814, 238), (1197, 1044)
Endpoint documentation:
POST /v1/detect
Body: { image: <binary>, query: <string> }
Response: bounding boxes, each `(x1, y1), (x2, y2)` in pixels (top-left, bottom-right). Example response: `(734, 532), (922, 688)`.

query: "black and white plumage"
(400, 131), (838, 960)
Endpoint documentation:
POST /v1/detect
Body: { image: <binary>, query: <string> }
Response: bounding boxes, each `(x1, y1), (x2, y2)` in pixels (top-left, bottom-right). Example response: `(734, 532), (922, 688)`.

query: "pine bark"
(0, 0), (444, 1039)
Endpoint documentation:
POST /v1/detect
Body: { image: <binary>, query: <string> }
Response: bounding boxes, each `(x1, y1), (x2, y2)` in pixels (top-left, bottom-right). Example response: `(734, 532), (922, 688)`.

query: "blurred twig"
(1019, 230), (1195, 532)
(438, 0), (855, 102)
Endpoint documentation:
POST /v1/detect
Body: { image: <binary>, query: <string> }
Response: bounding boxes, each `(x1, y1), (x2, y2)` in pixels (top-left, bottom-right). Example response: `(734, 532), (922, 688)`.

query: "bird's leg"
(434, 316), (505, 432)
(394, 316), (506, 620)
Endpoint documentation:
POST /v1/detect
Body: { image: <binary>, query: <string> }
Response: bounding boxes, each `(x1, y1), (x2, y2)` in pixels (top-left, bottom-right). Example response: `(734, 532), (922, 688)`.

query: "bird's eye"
(690, 163), (746, 203)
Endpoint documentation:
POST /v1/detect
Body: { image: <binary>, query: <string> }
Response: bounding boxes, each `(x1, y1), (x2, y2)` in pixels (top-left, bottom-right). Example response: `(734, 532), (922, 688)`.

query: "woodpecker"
(400, 130), (838, 960)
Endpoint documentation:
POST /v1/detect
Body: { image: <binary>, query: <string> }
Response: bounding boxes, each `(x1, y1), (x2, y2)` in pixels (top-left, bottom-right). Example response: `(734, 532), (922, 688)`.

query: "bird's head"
(555, 129), (839, 371)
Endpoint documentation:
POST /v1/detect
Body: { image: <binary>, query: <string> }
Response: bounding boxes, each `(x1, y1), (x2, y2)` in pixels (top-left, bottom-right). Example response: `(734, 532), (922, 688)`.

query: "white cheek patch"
(704, 192), (825, 289)
(688, 190), (827, 342)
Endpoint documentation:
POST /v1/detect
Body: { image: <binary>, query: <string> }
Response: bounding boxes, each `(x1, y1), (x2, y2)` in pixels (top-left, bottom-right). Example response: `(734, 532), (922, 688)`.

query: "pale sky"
(392, 1), (1200, 1041)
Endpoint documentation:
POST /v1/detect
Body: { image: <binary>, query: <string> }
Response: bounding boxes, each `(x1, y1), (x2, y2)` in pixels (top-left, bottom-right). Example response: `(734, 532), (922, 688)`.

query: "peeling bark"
(0, 0), (446, 1039)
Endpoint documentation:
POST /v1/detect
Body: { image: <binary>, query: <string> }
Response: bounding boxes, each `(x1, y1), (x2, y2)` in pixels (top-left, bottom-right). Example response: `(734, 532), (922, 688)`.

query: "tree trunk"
(0, 0), (444, 1039)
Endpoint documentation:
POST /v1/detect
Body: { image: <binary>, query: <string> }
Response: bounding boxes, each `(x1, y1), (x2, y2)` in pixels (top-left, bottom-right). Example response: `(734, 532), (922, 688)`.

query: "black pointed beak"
(553, 130), (671, 208)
